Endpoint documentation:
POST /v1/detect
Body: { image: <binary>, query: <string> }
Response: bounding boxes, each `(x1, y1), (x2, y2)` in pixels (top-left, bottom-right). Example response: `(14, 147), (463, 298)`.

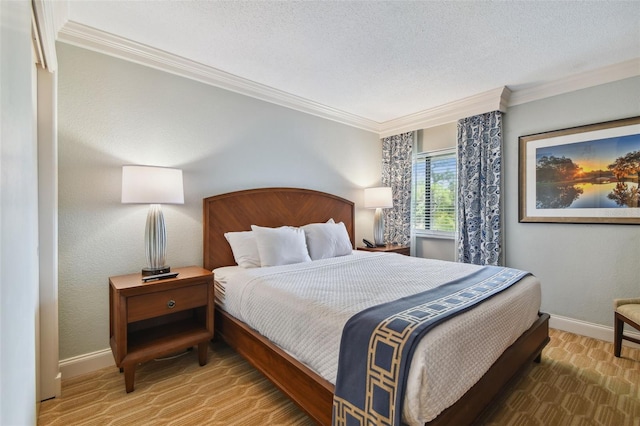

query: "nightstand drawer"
(127, 283), (208, 323)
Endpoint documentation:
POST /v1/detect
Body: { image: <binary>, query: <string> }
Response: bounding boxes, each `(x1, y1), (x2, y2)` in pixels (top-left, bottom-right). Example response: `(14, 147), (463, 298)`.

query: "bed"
(203, 187), (550, 425)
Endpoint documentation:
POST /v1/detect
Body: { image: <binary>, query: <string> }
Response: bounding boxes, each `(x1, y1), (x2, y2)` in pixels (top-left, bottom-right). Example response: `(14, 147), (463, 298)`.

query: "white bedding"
(214, 251), (541, 425)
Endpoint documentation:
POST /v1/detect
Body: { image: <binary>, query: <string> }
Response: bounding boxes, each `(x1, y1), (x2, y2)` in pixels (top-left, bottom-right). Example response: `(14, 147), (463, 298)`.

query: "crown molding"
(57, 21), (381, 134)
(56, 21), (639, 138)
(376, 58), (639, 137)
(32, 0), (62, 72)
(379, 87), (510, 138)
(508, 58), (640, 106)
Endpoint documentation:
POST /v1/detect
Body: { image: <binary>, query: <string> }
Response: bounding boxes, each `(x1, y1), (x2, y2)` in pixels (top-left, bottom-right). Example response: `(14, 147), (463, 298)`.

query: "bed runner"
(332, 266), (529, 426)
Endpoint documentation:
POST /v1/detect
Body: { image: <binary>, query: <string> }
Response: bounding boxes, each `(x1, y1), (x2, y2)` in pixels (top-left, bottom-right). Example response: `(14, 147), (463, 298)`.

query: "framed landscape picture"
(519, 116), (640, 224)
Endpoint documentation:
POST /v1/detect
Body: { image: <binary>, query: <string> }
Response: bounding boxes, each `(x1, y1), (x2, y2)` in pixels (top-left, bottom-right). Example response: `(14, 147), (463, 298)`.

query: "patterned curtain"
(457, 111), (503, 265)
(382, 131), (413, 246)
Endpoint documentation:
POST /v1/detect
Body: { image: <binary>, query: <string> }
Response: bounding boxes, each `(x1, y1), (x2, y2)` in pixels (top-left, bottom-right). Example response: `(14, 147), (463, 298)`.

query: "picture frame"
(519, 116), (640, 224)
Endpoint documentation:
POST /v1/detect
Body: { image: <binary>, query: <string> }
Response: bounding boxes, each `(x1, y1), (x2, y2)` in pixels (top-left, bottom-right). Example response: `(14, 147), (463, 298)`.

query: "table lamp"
(121, 165), (184, 276)
(364, 187), (393, 246)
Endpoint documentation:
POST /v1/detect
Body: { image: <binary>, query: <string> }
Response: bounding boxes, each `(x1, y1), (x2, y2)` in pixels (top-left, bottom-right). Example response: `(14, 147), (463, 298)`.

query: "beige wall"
(416, 123), (456, 153)
(57, 43), (381, 360)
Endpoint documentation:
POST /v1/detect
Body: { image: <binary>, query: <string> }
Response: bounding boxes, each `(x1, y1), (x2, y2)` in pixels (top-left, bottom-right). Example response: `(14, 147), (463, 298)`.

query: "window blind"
(412, 149), (457, 237)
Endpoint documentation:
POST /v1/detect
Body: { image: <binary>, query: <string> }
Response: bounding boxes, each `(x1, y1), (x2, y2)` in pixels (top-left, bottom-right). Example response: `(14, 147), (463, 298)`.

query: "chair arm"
(614, 298), (640, 308)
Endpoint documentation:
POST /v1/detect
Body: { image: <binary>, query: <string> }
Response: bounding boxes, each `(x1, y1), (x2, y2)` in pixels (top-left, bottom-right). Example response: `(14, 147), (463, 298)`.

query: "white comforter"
(214, 251), (541, 425)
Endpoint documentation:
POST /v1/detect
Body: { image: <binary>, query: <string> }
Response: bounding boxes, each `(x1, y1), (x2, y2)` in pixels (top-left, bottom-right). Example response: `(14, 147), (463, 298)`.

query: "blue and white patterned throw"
(332, 265), (529, 426)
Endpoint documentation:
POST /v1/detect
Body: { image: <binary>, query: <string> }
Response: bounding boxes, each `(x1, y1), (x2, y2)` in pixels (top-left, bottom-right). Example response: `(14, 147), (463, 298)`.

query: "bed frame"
(203, 187), (550, 425)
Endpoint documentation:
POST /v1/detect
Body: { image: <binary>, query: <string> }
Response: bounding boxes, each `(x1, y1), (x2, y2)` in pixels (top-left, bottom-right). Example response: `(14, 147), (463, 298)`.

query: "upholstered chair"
(614, 298), (640, 357)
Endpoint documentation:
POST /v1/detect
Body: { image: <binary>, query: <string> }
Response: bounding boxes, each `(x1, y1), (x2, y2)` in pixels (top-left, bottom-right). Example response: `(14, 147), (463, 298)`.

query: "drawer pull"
(167, 299), (176, 309)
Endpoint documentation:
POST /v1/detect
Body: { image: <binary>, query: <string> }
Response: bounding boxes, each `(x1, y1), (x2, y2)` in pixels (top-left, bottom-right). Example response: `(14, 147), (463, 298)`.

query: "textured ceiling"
(65, 1), (640, 123)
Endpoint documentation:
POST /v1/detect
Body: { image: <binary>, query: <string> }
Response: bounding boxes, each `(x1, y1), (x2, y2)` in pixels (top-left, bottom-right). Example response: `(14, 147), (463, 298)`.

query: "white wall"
(503, 76), (640, 327)
(57, 43), (381, 360)
(0, 1), (40, 424)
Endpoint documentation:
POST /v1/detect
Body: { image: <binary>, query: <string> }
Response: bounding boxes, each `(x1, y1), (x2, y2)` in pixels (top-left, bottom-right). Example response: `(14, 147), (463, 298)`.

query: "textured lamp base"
(373, 207), (385, 246)
(143, 204), (170, 276)
(142, 266), (171, 276)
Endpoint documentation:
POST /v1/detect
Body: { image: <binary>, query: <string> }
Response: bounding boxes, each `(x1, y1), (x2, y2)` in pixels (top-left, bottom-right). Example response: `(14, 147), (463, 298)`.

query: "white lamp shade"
(364, 187), (393, 209)
(121, 165), (184, 204)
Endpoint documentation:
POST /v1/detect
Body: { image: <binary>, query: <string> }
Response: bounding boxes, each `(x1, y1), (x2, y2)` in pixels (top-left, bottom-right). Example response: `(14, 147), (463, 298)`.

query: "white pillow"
(302, 221), (353, 260)
(250, 225), (312, 267)
(224, 231), (261, 268)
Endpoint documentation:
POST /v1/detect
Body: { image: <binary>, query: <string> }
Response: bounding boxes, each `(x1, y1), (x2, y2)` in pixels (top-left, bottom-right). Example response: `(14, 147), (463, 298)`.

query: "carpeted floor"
(38, 328), (640, 425)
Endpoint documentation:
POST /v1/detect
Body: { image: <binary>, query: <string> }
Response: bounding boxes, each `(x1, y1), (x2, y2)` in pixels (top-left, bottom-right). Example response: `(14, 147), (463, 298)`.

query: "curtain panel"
(457, 111), (503, 265)
(382, 131), (413, 246)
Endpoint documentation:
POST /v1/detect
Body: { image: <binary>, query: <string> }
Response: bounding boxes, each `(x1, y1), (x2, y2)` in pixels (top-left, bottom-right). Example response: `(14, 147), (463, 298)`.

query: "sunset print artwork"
(519, 116), (640, 224)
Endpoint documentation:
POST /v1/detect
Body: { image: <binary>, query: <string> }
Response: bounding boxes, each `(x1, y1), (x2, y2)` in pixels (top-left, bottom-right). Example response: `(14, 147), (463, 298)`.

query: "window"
(412, 148), (457, 238)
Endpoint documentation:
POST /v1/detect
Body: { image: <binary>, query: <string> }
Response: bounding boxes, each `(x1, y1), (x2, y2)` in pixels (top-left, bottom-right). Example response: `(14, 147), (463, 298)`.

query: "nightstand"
(109, 265), (214, 392)
(357, 244), (410, 256)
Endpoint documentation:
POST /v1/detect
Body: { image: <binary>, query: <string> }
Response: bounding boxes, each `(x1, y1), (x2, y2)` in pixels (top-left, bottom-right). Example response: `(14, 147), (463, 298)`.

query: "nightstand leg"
(198, 341), (208, 366)
(123, 364), (135, 393)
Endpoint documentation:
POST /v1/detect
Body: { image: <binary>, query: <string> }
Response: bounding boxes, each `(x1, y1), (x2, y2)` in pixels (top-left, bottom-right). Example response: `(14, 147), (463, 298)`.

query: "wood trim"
(203, 187), (355, 271)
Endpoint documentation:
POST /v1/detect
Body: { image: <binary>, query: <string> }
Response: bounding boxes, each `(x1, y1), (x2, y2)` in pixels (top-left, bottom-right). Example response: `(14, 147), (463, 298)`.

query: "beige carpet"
(38, 329), (640, 425)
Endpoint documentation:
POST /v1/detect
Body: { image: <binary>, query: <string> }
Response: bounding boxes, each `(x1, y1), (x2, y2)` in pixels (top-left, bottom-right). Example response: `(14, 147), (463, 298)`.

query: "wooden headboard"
(203, 187), (355, 270)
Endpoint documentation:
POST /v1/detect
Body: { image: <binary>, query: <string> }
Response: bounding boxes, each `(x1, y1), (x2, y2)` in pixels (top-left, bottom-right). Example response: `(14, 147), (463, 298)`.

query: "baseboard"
(550, 313), (640, 349)
(54, 372), (62, 397)
(59, 348), (115, 380)
(58, 314), (639, 380)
